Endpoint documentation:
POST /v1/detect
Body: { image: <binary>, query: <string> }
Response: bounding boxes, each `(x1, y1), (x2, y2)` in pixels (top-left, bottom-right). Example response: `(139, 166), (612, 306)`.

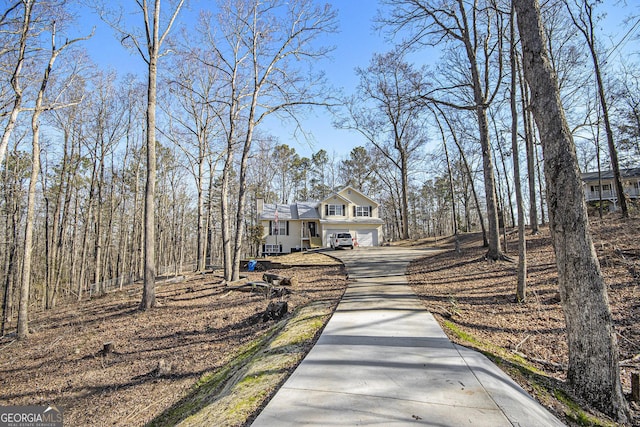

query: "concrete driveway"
(252, 246), (564, 426)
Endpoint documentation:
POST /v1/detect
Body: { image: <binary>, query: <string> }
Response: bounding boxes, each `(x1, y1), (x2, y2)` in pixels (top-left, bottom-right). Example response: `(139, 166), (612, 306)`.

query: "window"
(326, 204), (344, 216)
(269, 221), (288, 235)
(264, 244), (281, 253)
(590, 184), (612, 193)
(354, 206), (371, 217)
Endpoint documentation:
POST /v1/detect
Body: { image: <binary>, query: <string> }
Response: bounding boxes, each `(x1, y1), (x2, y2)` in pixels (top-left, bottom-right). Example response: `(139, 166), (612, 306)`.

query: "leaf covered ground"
(407, 216), (640, 426)
(0, 253), (347, 426)
(2, 219), (639, 426)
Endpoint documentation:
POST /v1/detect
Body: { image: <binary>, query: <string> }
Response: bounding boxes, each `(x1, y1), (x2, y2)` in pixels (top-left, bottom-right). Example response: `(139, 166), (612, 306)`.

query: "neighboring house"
(581, 168), (640, 207)
(256, 186), (385, 255)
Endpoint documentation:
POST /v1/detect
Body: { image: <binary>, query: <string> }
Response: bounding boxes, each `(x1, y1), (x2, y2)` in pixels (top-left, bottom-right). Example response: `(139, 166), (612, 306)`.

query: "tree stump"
(263, 273), (297, 287)
(280, 276), (298, 287)
(263, 301), (288, 322)
(155, 359), (172, 377)
(102, 342), (114, 355)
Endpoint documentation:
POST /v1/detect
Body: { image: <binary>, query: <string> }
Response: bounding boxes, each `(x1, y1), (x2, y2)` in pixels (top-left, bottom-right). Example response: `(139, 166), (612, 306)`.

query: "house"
(581, 168), (640, 207)
(256, 186), (385, 255)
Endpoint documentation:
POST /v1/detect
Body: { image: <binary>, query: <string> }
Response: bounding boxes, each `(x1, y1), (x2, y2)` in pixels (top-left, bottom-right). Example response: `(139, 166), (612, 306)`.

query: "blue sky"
(73, 0), (387, 160)
(74, 1), (639, 161)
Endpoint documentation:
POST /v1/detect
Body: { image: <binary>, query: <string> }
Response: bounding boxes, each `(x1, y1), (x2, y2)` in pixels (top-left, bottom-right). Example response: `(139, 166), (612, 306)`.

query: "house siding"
(581, 169), (640, 203)
(258, 186), (384, 255)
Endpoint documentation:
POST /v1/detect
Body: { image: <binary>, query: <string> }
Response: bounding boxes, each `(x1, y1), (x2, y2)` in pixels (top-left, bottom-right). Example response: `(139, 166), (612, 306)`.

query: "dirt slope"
(0, 253), (347, 426)
(408, 217), (640, 426)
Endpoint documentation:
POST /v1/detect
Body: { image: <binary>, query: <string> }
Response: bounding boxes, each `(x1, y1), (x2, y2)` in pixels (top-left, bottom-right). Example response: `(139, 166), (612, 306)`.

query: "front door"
(308, 222), (317, 237)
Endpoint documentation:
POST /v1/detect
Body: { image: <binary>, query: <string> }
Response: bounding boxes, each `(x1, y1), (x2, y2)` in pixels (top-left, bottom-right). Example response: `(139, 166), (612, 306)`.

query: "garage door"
(356, 230), (376, 247)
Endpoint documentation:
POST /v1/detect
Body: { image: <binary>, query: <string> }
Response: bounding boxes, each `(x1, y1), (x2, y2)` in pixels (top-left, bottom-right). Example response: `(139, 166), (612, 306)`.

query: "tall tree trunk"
(514, 0), (629, 421)
(141, 48), (158, 310)
(94, 148), (105, 295)
(400, 154), (410, 240)
(138, 0), (184, 308)
(1, 162), (18, 336)
(510, 4), (527, 302)
(535, 140), (546, 225)
(197, 156), (205, 272)
(459, 2), (504, 259)
(491, 113), (515, 229)
(220, 148), (234, 281)
(441, 111), (488, 246)
(519, 63), (539, 233)
(17, 24), (71, 339)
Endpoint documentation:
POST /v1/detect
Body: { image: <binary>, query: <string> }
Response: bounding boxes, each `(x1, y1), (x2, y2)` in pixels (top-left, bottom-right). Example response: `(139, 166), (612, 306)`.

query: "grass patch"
(442, 320), (542, 375)
(553, 389), (617, 427)
(441, 319), (619, 427)
(147, 301), (335, 427)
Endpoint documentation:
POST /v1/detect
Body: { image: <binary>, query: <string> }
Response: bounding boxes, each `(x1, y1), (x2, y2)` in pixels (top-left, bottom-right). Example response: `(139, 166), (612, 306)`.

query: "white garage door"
(356, 230), (376, 247)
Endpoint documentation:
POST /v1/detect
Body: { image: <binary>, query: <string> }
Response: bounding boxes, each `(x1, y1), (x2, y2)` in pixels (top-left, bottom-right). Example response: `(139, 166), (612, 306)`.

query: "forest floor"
(1, 217), (639, 426)
(406, 216), (640, 426)
(0, 252), (348, 426)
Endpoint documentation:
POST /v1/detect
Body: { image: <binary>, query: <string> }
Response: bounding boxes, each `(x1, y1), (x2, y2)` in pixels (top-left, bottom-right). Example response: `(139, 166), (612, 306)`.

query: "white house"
(582, 168), (640, 208)
(257, 186), (385, 255)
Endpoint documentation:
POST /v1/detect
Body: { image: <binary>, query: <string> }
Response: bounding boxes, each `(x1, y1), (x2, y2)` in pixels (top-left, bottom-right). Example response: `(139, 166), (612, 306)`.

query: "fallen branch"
(227, 281), (271, 292)
(512, 350), (566, 372)
(515, 335), (530, 352)
(227, 281), (291, 298)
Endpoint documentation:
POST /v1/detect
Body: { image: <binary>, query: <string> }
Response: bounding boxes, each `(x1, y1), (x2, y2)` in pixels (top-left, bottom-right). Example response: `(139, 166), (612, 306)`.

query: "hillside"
(0, 254), (347, 426)
(1, 219), (638, 426)
(408, 217), (640, 426)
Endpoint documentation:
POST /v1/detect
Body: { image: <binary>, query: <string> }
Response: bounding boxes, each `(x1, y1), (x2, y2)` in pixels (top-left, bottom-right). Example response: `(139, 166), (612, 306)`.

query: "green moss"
(442, 320), (618, 427)
(442, 320), (543, 375)
(147, 325), (282, 427)
(443, 320), (481, 346)
(147, 301), (335, 427)
(553, 390), (617, 427)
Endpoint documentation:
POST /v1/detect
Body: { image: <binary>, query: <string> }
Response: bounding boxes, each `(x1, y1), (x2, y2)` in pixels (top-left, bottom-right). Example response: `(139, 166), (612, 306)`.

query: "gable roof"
(582, 168), (640, 182)
(260, 202), (320, 220)
(259, 187), (379, 221)
(321, 186), (379, 206)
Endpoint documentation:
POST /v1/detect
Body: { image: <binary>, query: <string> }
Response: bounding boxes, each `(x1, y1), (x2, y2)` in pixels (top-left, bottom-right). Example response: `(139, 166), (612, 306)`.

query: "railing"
(585, 187), (640, 201)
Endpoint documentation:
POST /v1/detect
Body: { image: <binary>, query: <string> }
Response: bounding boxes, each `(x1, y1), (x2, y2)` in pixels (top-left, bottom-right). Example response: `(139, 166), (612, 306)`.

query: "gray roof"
(260, 202), (320, 220)
(582, 167), (640, 182)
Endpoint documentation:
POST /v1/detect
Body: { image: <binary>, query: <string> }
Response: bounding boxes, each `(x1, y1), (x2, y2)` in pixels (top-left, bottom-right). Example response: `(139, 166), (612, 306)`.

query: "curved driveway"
(252, 246), (564, 426)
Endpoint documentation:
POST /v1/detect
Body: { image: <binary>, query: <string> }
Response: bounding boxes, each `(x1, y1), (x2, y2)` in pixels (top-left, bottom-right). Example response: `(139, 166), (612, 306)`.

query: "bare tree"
(566, 0), (628, 217)
(17, 21), (90, 339)
(101, 0), (185, 309)
(381, 0), (508, 259)
(0, 0), (35, 167)
(514, 0), (629, 421)
(204, 0), (337, 281)
(509, 3), (527, 301)
(163, 44), (223, 272)
(340, 52), (428, 240)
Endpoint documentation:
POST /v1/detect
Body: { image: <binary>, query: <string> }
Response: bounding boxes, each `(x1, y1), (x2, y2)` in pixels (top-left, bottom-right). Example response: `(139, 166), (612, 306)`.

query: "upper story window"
(326, 204), (344, 216)
(354, 206), (372, 217)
